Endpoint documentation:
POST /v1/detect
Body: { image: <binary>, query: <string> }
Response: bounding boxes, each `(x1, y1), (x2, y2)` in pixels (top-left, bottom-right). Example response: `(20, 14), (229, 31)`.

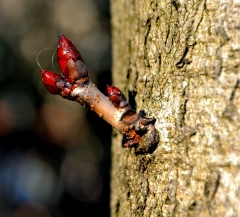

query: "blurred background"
(0, 0), (112, 216)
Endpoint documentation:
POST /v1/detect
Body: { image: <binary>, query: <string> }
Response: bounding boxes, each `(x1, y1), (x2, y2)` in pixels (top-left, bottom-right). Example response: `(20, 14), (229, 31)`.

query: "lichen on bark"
(110, 0), (240, 216)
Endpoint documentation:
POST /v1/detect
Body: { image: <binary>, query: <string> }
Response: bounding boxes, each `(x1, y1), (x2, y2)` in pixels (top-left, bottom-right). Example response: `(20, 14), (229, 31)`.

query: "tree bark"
(110, 0), (240, 216)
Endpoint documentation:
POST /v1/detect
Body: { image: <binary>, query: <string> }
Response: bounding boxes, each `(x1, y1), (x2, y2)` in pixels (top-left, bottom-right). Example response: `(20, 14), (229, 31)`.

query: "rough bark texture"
(110, 0), (240, 216)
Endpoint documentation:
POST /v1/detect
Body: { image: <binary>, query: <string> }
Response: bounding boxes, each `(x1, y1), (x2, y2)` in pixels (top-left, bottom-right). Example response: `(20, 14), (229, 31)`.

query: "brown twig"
(40, 34), (159, 152)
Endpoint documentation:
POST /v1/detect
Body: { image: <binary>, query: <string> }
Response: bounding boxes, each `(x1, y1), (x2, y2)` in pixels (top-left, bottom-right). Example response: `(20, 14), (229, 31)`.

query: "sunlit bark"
(110, 0), (240, 216)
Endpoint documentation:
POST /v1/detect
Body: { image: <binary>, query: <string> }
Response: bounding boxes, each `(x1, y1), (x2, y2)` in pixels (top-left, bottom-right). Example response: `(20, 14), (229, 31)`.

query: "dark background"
(0, 0), (112, 216)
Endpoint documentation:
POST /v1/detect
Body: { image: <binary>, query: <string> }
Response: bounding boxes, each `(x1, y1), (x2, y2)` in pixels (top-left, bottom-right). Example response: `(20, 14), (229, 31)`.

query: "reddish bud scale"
(57, 34), (88, 83)
(106, 85), (128, 109)
(41, 70), (63, 94)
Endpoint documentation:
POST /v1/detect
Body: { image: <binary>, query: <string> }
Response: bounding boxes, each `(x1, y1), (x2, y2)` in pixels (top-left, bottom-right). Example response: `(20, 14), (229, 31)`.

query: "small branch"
(40, 34), (159, 152)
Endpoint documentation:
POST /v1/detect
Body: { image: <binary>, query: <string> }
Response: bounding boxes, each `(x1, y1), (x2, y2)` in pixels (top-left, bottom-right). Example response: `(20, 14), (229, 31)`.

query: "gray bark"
(110, 0), (240, 216)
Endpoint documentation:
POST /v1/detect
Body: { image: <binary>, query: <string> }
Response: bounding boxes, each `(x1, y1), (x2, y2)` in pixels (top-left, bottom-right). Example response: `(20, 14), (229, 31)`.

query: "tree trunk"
(110, 0), (240, 216)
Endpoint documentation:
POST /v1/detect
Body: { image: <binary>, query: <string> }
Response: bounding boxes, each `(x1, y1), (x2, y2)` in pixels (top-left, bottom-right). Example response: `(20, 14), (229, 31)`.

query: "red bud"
(106, 85), (128, 109)
(41, 69), (64, 94)
(57, 34), (87, 83)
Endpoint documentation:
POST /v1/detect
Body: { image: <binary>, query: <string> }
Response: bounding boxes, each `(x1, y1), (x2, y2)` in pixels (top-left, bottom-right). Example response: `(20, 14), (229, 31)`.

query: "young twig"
(40, 34), (159, 152)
